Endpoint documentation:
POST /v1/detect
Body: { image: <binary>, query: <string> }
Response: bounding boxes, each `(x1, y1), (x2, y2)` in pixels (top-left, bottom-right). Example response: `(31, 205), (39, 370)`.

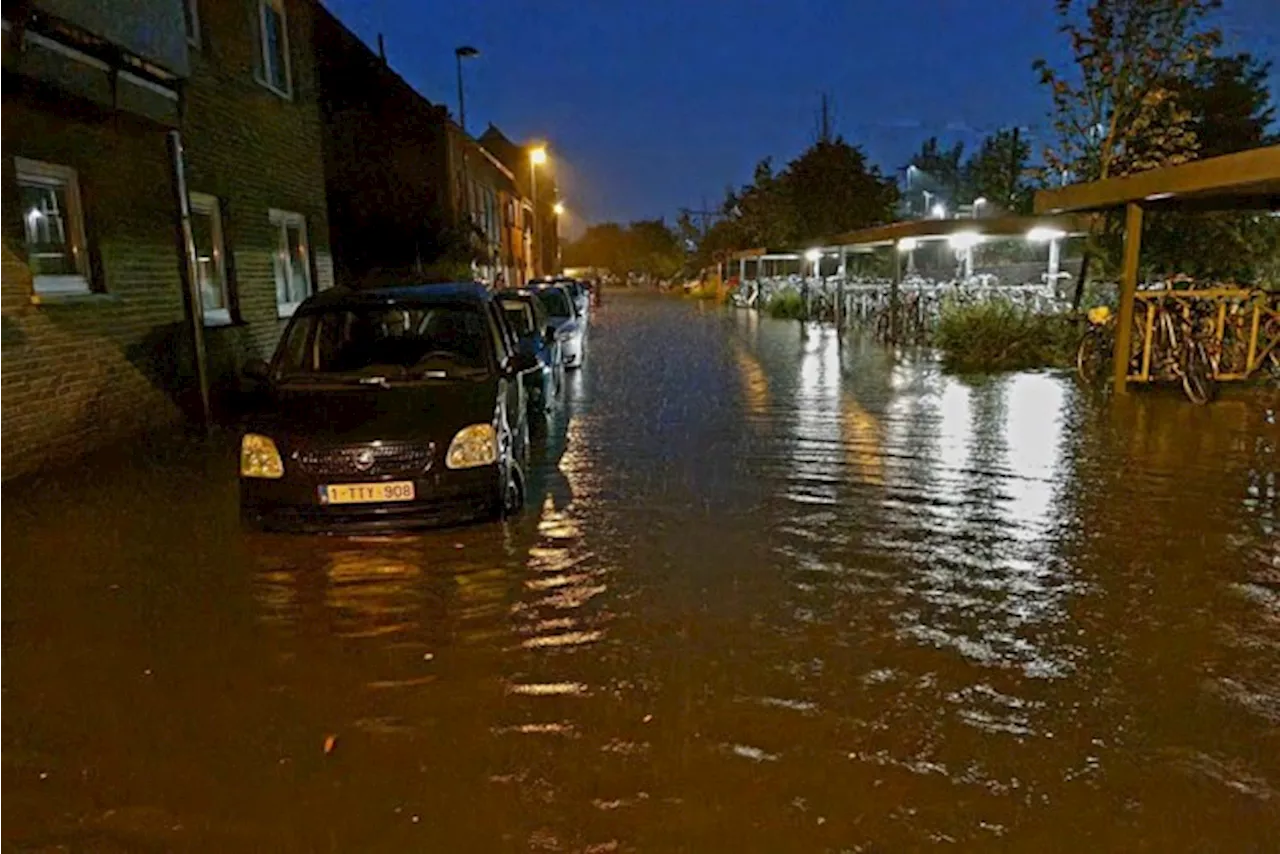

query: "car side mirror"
(544, 325), (557, 344)
(243, 358), (270, 383)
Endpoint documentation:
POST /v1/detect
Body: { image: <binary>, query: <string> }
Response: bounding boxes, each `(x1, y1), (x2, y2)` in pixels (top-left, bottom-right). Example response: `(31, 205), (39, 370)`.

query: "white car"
(535, 285), (585, 369)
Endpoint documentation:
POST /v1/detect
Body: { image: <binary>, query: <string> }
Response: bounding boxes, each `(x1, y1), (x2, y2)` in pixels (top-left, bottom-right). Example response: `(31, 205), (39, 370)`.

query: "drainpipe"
(167, 129), (211, 430)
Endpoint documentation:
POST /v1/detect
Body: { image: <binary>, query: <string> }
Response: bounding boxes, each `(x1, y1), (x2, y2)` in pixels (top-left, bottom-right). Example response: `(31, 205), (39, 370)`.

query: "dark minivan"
(239, 283), (535, 531)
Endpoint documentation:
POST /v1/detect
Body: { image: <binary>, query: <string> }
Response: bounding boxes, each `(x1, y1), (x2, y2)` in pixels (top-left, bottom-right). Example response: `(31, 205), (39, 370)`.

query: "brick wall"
(1, 89), (191, 479)
(183, 0), (334, 392)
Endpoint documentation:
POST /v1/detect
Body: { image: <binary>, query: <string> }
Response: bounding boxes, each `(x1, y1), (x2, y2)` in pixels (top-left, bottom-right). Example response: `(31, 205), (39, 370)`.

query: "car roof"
(300, 282), (492, 311)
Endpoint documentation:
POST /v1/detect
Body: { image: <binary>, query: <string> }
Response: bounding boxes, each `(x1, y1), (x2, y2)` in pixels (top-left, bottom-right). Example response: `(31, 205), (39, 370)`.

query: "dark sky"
(325, 0), (1280, 232)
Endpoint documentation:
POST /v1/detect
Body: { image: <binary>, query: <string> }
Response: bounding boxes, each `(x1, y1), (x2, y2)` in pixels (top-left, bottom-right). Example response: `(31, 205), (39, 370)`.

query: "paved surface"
(4, 294), (1279, 851)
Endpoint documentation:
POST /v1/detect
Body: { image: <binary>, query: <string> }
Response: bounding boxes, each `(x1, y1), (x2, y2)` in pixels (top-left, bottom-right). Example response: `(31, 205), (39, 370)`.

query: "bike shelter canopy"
(1033, 144), (1280, 394)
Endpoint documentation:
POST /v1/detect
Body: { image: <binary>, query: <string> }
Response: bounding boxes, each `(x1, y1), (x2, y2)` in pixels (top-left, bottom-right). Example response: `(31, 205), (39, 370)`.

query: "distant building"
(480, 125), (561, 277)
(314, 9), (526, 289)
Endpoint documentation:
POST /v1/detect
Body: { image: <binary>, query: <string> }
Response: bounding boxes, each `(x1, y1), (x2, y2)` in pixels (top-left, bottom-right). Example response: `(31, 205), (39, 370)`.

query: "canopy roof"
(1034, 145), (1280, 215)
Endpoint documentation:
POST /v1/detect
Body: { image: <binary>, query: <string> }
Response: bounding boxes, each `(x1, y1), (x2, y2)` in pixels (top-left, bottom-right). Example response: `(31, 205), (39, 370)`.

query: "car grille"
(291, 442), (435, 477)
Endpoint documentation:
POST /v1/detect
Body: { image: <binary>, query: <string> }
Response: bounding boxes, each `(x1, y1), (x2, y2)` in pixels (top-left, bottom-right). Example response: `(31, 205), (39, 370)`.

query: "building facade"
(182, 0), (334, 394)
(3, 2), (192, 477)
(480, 124), (561, 278)
(2, 0), (333, 477)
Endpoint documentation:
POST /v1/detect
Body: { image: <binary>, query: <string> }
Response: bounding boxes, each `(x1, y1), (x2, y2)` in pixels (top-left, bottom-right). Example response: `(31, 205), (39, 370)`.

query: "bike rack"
(1128, 288), (1280, 383)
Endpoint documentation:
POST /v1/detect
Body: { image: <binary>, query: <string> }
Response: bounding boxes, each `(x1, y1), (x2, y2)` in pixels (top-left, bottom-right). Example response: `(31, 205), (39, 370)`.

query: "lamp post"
(454, 45), (479, 134)
(529, 145), (547, 275)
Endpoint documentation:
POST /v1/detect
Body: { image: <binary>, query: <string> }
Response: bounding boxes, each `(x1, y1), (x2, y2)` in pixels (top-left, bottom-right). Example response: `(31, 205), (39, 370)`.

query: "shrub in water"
(765, 291), (806, 320)
(935, 299), (1077, 372)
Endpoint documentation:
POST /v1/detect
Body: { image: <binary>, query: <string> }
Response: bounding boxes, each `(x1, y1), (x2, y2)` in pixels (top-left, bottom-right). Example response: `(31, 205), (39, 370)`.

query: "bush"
(765, 291), (806, 320)
(935, 300), (1077, 372)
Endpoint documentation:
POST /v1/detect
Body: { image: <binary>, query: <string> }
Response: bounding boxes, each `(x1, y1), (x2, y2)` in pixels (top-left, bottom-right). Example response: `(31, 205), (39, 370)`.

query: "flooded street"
(5, 294), (1279, 851)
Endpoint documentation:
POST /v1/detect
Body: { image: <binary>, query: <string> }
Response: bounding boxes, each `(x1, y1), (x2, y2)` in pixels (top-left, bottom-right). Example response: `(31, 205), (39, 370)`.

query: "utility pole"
(1007, 126), (1021, 209)
(454, 46), (479, 134)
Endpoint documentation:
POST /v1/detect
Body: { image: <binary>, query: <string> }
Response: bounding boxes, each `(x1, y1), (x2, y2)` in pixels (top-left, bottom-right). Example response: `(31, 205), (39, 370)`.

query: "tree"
(1177, 52), (1276, 158)
(1035, 0), (1222, 303)
(1034, 0), (1221, 185)
(563, 219), (686, 281)
(963, 128), (1033, 214)
(781, 137), (899, 242)
(907, 136), (967, 211)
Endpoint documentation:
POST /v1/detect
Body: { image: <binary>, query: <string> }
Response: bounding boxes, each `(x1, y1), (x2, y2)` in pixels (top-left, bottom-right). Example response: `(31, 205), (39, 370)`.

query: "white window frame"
(15, 157), (91, 296)
(184, 0), (201, 47)
(256, 0), (293, 98)
(269, 208), (311, 318)
(189, 192), (231, 326)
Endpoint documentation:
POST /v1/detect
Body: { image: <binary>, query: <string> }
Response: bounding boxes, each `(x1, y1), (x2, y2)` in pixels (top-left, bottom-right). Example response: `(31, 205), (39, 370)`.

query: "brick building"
(313, 8), (527, 289)
(480, 124), (561, 278)
(181, 0), (334, 391)
(2, 0), (333, 477)
(2, 2), (192, 478)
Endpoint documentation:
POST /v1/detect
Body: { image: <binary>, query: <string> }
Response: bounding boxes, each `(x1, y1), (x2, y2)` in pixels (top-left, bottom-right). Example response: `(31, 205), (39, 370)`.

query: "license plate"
(319, 481), (416, 505)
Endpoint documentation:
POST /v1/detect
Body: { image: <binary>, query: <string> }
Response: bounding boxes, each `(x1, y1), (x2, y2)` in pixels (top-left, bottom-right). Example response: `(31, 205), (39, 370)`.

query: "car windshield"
(501, 300), (533, 336)
(537, 288), (574, 319)
(276, 303), (492, 382)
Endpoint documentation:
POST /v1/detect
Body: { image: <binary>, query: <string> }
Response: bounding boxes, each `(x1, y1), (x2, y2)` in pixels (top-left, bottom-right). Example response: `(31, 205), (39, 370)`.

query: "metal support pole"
(890, 247), (902, 344)
(167, 130), (211, 430)
(739, 256), (746, 284)
(1112, 202), (1144, 395)
(530, 164), (539, 277)
(456, 52), (467, 135)
(836, 247), (847, 334)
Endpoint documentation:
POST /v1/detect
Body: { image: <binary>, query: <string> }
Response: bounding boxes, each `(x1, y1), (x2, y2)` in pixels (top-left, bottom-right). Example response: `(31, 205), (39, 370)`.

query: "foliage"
(1033, 0), (1221, 184)
(688, 132), (898, 268)
(765, 291), (806, 320)
(909, 137), (966, 203)
(935, 300), (1078, 372)
(564, 219), (686, 280)
(964, 129), (1034, 214)
(1176, 52), (1277, 158)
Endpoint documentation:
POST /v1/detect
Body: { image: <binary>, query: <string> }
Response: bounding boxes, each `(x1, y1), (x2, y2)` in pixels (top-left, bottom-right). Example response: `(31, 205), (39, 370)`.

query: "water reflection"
(7, 298), (1278, 851)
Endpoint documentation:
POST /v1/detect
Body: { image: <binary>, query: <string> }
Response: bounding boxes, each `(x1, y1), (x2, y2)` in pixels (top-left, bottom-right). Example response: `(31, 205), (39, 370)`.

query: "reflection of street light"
(454, 45), (479, 134)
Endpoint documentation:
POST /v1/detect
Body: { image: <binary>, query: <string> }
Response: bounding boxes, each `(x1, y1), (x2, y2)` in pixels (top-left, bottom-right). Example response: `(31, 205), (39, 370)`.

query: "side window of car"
(484, 303), (510, 366)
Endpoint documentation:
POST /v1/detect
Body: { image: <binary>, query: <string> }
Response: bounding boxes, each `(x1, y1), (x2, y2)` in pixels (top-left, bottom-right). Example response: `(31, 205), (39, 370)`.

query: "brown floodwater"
(4, 294), (1279, 851)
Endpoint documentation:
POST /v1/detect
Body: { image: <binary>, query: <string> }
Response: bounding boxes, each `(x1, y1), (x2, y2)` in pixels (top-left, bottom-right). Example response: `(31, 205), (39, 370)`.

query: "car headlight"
(446, 423), (497, 469)
(241, 433), (284, 479)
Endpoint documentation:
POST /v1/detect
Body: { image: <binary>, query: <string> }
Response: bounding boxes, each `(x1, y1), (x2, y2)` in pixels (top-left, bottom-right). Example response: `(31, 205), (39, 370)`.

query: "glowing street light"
(897, 237), (918, 253)
(1027, 226), (1067, 242)
(931, 202), (947, 219)
(948, 231), (983, 250)
(528, 145), (549, 275)
(804, 248), (822, 262)
(552, 201), (565, 216)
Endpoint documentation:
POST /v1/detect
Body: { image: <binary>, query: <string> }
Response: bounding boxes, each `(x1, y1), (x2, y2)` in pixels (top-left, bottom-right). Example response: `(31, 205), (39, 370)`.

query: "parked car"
(497, 288), (562, 413)
(239, 283), (536, 532)
(533, 284), (586, 369)
(532, 276), (590, 324)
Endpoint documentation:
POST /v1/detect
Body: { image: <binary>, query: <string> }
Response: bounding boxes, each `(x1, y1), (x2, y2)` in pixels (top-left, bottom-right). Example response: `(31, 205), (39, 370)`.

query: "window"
(256, 0), (291, 96)
(270, 209), (311, 317)
(15, 158), (91, 296)
(189, 193), (230, 326)
(183, 0), (200, 46)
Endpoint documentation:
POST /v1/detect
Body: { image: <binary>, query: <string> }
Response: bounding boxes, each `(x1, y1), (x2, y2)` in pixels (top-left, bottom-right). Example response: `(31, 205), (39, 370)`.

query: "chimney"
(377, 33), (386, 63)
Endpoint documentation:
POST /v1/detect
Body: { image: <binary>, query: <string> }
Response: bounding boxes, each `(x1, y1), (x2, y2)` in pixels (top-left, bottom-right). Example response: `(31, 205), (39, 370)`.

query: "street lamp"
(553, 201), (565, 216)
(454, 45), (479, 134)
(529, 145), (549, 275)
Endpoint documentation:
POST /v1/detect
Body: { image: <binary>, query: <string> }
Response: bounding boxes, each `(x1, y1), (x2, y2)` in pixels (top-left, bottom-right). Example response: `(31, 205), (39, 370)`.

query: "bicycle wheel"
(1180, 344), (1216, 405)
(1076, 329), (1108, 387)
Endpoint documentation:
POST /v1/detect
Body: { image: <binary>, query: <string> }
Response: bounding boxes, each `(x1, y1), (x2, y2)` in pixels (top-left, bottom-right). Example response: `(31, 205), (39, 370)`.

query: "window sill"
(203, 314), (246, 329)
(255, 75), (293, 101)
(30, 291), (118, 306)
